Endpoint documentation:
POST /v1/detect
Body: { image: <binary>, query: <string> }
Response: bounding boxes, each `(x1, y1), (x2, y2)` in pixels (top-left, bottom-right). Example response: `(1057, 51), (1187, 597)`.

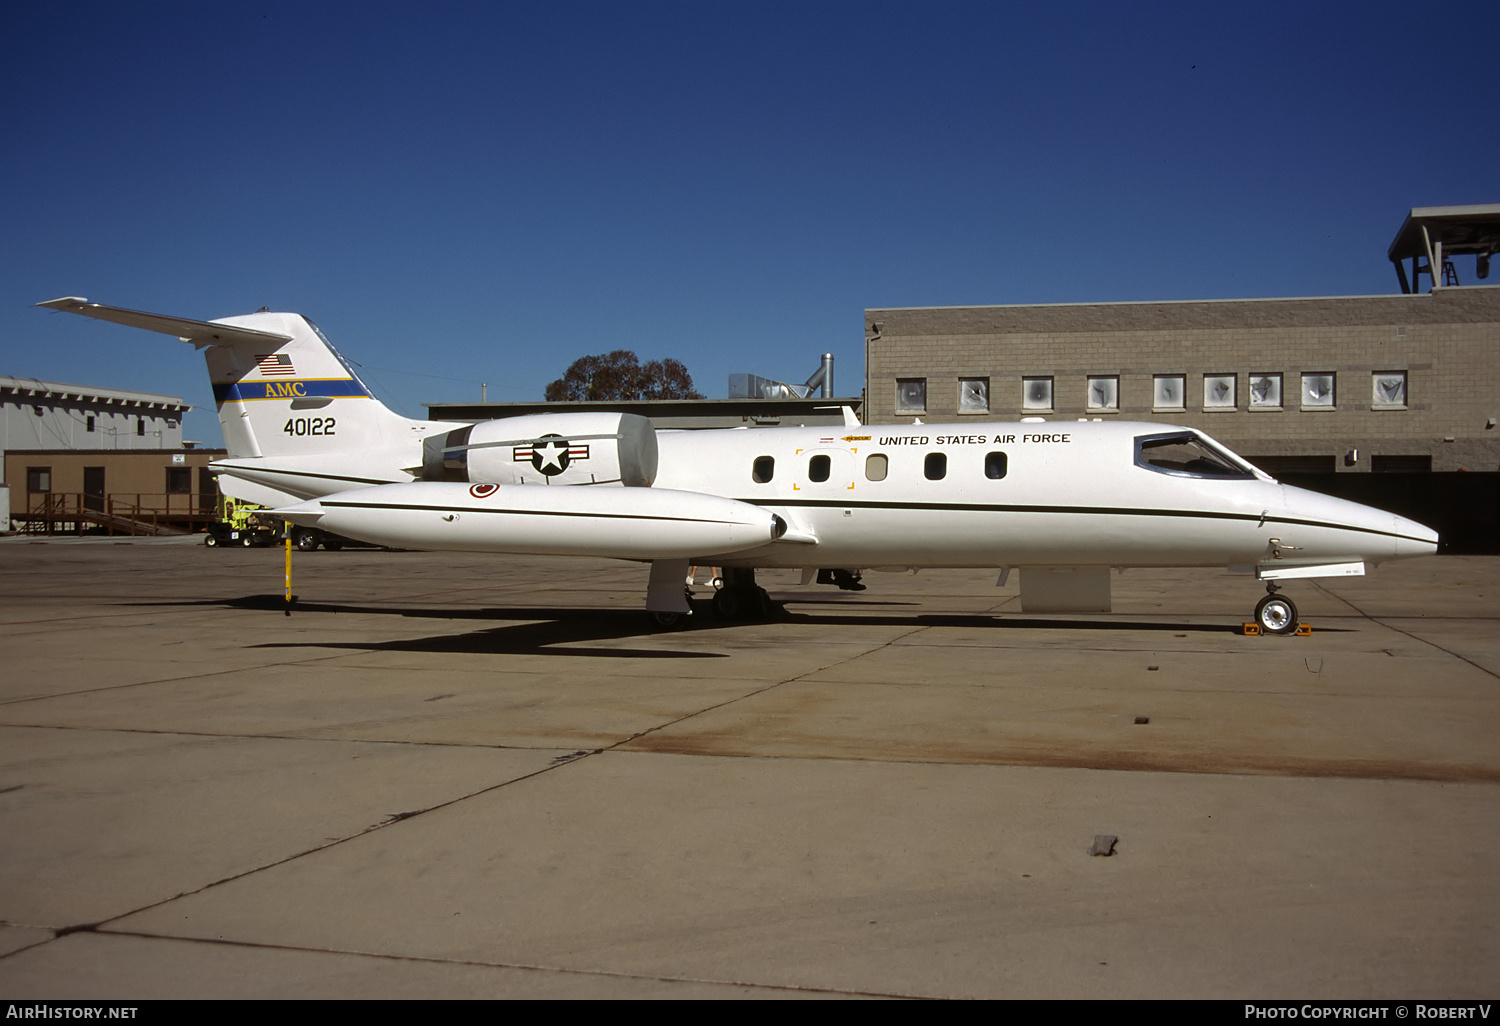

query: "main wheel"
(649, 610), (688, 629)
(1254, 594), (1299, 635)
(714, 587), (744, 618)
(751, 587), (774, 619)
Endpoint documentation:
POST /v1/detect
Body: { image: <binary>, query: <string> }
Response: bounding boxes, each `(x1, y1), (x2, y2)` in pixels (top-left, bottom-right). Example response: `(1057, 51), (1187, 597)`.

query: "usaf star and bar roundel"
(513, 434), (589, 476)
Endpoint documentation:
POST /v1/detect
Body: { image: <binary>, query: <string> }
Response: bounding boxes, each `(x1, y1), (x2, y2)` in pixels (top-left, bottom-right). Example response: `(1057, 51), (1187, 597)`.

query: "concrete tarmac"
(0, 536), (1495, 999)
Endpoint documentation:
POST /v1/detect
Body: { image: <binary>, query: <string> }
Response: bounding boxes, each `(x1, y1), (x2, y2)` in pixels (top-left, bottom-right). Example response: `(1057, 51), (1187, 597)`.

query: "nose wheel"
(1254, 584), (1299, 635)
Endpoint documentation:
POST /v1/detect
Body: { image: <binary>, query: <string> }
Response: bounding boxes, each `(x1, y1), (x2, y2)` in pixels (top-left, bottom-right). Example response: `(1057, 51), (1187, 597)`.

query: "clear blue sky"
(3, 1), (1495, 447)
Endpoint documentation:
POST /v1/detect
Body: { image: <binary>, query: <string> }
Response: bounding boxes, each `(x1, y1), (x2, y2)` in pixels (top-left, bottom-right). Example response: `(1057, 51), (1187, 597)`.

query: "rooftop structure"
(426, 396), (863, 431)
(1388, 203), (1500, 293)
(1, 375), (190, 456)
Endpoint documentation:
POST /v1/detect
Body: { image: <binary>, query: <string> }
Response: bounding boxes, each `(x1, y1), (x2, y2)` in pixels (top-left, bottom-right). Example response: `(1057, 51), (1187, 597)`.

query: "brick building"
(863, 285), (1500, 474)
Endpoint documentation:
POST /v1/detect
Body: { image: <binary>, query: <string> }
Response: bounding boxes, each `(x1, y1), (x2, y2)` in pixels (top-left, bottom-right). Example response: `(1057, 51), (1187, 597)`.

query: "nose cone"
(1392, 512), (1440, 558)
(1279, 484), (1439, 564)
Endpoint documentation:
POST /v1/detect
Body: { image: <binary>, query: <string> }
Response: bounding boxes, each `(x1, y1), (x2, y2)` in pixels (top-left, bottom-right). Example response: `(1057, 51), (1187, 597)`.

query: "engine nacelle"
(422, 412), (657, 487)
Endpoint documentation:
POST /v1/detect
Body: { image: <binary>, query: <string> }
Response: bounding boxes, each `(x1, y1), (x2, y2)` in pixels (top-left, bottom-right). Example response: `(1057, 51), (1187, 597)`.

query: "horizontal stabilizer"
(37, 297), (292, 348)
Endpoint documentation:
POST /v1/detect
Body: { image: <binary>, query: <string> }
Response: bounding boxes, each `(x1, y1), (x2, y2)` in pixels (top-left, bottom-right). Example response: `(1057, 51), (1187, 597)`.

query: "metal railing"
(20, 492), (217, 536)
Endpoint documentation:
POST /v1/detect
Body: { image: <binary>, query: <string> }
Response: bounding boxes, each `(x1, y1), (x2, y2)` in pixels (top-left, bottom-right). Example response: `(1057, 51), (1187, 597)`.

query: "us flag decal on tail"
(257, 354), (295, 376)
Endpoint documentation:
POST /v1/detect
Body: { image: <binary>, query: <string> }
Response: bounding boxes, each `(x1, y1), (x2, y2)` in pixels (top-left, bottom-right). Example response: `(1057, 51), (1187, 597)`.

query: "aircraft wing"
(37, 297), (293, 348)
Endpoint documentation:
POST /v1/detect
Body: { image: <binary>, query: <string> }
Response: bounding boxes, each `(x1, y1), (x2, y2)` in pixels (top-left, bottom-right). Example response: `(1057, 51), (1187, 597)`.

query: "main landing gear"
(1253, 582), (1299, 635)
(650, 568), (778, 629)
(712, 568), (775, 620)
(816, 568), (866, 591)
(649, 609), (689, 629)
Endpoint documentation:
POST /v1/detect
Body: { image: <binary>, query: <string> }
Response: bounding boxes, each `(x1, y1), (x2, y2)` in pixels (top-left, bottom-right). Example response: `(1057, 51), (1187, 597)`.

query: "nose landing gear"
(1253, 582), (1299, 635)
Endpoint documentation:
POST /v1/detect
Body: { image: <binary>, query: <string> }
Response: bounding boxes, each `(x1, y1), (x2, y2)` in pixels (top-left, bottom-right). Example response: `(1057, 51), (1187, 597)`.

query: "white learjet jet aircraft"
(39, 297), (1438, 633)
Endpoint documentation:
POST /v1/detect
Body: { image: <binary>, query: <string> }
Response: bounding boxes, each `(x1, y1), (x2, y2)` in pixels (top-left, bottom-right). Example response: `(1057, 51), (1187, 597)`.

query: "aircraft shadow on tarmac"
(120, 594), (1346, 658)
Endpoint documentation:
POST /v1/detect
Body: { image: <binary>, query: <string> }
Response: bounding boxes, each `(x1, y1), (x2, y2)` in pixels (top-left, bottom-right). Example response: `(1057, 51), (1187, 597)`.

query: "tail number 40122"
(284, 417), (336, 436)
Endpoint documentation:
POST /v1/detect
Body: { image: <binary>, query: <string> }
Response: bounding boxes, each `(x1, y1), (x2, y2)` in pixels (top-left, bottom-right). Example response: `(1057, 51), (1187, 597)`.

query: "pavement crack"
(88, 930), (916, 998)
(605, 623), (931, 751)
(0, 653), (365, 707)
(1311, 581), (1500, 682)
(66, 751), (608, 936)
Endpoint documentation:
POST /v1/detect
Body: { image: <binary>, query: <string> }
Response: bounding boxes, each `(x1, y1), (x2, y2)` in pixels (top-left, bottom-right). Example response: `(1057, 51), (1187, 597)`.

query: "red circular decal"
(469, 483), (499, 498)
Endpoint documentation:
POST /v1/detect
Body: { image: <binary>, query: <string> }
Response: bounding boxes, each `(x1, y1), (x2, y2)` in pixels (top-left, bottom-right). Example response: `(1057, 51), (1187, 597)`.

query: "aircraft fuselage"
(648, 421), (1432, 571)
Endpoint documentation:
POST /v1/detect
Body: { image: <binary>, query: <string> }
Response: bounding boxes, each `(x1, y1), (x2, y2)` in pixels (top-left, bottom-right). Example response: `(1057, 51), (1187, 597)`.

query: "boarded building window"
(896, 379), (926, 413)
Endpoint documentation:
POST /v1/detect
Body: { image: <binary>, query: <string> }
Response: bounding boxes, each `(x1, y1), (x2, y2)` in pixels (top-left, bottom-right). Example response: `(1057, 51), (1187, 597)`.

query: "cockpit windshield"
(1135, 431), (1256, 479)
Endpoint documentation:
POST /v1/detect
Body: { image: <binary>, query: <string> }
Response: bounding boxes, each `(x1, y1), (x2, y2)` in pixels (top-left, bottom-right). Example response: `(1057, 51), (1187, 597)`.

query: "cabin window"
(984, 452), (1008, 479)
(1136, 432), (1254, 479)
(865, 454), (888, 481)
(808, 454), (831, 482)
(924, 452), (947, 480)
(752, 456), (775, 483)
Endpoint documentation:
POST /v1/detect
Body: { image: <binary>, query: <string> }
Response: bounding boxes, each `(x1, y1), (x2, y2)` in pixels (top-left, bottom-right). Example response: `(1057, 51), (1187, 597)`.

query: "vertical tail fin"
(37, 298), (433, 459)
(201, 310), (424, 458)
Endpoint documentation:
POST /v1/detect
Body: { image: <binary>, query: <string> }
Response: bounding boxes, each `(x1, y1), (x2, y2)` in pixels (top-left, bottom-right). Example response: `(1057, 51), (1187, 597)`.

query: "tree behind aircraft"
(544, 350), (705, 401)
